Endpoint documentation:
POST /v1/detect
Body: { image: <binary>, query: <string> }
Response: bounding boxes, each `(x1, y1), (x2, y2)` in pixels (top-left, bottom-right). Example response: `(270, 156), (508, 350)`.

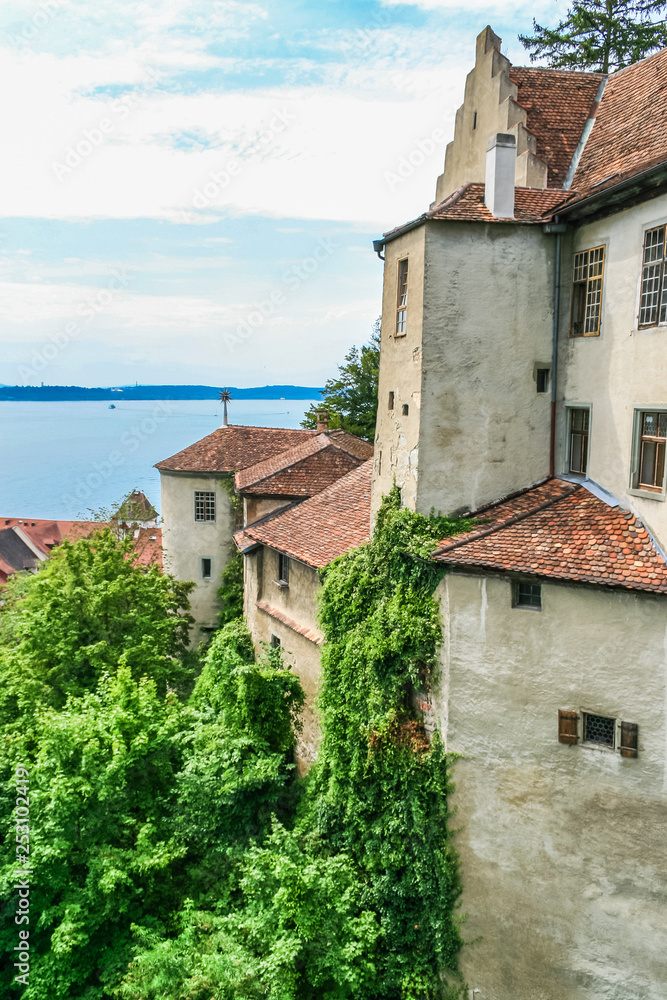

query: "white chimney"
(485, 133), (516, 219)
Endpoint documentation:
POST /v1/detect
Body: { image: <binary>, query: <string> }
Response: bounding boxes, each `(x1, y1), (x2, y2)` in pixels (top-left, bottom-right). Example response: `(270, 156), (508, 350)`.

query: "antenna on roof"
(218, 388), (232, 427)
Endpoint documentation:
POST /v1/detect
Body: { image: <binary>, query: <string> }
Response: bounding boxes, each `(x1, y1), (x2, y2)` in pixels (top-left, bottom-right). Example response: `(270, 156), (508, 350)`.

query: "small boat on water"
(108, 404), (116, 409)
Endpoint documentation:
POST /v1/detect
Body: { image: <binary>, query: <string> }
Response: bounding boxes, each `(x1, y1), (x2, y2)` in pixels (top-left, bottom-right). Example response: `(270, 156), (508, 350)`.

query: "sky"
(0, 0), (566, 389)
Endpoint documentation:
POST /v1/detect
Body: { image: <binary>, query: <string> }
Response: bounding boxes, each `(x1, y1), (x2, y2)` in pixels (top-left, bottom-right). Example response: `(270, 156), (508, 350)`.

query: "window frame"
(569, 244), (605, 338)
(629, 408), (667, 500)
(396, 258), (408, 336)
(276, 552), (290, 587)
(194, 490), (216, 522)
(565, 405), (591, 477)
(200, 556), (212, 580)
(638, 224), (667, 328)
(511, 580), (542, 611)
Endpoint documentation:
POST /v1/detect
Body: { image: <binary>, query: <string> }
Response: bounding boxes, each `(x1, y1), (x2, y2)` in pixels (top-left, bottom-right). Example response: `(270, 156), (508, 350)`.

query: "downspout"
(543, 219), (567, 478)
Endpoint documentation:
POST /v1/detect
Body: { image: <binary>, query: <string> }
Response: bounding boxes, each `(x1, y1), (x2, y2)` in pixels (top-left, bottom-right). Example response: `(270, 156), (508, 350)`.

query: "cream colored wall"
(433, 26), (547, 205)
(435, 570), (667, 1000)
(557, 194), (667, 550)
(159, 471), (235, 635)
(415, 219), (554, 516)
(372, 225), (425, 518)
(244, 495), (291, 526)
(244, 545), (323, 771)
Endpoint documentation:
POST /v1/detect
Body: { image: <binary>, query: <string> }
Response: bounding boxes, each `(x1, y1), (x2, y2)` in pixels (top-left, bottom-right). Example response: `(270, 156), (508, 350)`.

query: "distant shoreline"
(0, 384), (325, 402)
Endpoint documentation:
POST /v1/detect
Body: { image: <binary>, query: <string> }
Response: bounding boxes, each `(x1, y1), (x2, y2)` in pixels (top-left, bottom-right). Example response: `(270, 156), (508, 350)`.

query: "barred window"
(570, 246), (605, 337)
(639, 226), (667, 327)
(633, 410), (667, 493)
(396, 259), (408, 335)
(194, 491), (215, 522)
(583, 712), (615, 748)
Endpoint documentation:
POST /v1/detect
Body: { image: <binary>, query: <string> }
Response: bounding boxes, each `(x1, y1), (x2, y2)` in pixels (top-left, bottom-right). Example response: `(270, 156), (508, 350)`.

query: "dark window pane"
(513, 582), (541, 608)
(584, 713), (615, 747)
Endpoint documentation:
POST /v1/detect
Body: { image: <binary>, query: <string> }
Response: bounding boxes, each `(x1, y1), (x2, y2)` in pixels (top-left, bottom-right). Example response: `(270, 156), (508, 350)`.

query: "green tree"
(302, 321), (380, 441)
(519, 0), (667, 73)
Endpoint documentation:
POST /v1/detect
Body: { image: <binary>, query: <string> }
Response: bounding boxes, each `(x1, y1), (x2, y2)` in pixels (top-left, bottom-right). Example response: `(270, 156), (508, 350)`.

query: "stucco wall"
(557, 194), (667, 550)
(435, 570), (667, 1000)
(244, 545), (323, 770)
(417, 219), (554, 516)
(372, 225), (425, 518)
(244, 495), (291, 525)
(159, 471), (236, 635)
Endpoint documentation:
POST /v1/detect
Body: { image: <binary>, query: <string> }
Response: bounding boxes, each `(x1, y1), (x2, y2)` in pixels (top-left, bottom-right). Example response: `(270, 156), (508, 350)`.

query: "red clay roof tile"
(428, 183), (569, 223)
(236, 431), (372, 497)
(433, 479), (667, 594)
(155, 425), (317, 474)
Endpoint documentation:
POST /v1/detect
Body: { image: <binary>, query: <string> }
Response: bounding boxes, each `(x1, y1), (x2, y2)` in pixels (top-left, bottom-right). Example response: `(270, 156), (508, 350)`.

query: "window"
(558, 710), (639, 757)
(201, 557), (212, 579)
(512, 581), (541, 609)
(570, 245), (605, 337)
(584, 712), (615, 748)
(194, 491), (215, 522)
(270, 633), (281, 648)
(388, 391), (395, 410)
(402, 403), (409, 416)
(536, 368), (550, 393)
(472, 110), (477, 130)
(396, 259), (408, 335)
(639, 226), (667, 327)
(633, 410), (667, 493)
(568, 408), (590, 475)
(277, 553), (290, 585)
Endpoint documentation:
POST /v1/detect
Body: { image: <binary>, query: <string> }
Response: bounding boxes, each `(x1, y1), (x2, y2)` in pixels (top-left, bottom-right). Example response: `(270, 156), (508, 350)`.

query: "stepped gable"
(508, 67), (604, 188)
(154, 425), (317, 474)
(573, 47), (667, 197)
(234, 460), (372, 568)
(236, 431), (372, 497)
(427, 183), (568, 224)
(433, 479), (667, 593)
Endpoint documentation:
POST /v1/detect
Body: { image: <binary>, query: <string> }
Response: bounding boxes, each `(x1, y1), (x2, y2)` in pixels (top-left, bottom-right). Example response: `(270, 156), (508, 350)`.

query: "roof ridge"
(510, 65), (605, 79)
(434, 482), (579, 557)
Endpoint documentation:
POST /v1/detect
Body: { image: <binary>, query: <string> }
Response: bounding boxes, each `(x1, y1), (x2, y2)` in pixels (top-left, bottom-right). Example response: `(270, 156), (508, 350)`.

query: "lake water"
(0, 399), (313, 519)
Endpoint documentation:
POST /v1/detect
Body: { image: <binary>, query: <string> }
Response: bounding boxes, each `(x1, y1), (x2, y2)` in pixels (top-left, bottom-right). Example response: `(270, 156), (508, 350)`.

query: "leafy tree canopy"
(519, 0), (667, 73)
(302, 321), (380, 441)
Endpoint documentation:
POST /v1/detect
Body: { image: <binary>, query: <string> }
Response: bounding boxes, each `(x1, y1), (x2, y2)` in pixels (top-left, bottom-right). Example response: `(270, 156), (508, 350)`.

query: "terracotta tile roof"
(155, 425), (317, 474)
(573, 48), (667, 196)
(235, 431), (372, 497)
(508, 67), (604, 187)
(234, 460), (372, 568)
(255, 600), (324, 645)
(433, 479), (667, 594)
(428, 183), (569, 223)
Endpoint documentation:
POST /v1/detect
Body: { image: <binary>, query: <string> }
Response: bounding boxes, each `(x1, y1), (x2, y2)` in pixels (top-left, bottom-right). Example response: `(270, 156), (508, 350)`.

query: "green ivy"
(298, 486), (476, 998)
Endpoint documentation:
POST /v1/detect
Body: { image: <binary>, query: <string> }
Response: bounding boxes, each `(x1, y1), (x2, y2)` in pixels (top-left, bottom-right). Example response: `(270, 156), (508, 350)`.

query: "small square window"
(201, 557), (212, 579)
(583, 712), (615, 748)
(512, 581), (541, 609)
(536, 368), (550, 393)
(270, 633), (281, 648)
(194, 491), (215, 522)
(402, 403), (409, 416)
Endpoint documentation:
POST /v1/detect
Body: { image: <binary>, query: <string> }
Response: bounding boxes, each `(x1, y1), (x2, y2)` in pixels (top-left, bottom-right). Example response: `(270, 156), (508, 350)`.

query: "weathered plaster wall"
(416, 220), (554, 516)
(433, 26), (547, 205)
(244, 495), (291, 526)
(557, 194), (667, 549)
(372, 225), (425, 518)
(435, 570), (667, 1000)
(159, 471), (235, 634)
(244, 545), (323, 770)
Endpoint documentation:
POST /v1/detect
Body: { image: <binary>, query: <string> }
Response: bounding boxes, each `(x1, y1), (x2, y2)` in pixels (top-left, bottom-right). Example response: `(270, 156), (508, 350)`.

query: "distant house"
(114, 490), (159, 529)
(154, 418), (372, 638)
(0, 516), (162, 586)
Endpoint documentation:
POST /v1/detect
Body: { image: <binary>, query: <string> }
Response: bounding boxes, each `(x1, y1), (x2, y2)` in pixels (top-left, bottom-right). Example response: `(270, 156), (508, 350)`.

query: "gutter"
(373, 214), (428, 259)
(561, 159), (667, 223)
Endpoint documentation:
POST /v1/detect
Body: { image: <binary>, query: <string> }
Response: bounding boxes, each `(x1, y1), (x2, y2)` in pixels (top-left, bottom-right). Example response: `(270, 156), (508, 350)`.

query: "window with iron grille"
(278, 553), (290, 585)
(632, 410), (667, 493)
(194, 491), (215, 522)
(512, 581), (541, 609)
(396, 259), (408, 335)
(568, 407), (590, 475)
(639, 226), (667, 327)
(570, 246), (604, 337)
(583, 712), (615, 748)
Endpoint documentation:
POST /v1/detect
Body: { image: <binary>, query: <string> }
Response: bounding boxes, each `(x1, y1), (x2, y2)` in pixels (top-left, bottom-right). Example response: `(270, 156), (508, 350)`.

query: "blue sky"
(0, 0), (564, 388)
